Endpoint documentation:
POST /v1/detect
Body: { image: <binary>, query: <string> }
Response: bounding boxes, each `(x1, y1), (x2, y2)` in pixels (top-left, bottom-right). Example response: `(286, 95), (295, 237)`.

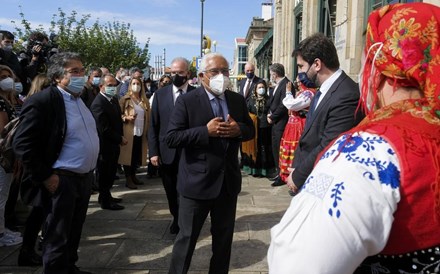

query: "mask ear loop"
(359, 42), (384, 112)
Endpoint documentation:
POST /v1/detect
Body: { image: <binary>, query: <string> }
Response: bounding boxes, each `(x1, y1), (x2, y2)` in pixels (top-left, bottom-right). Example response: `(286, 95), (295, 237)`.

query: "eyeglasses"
(65, 68), (86, 75)
(204, 68), (229, 75)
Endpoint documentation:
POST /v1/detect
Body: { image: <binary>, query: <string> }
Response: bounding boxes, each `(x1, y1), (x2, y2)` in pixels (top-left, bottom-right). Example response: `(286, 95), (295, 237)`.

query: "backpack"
(0, 116), (21, 173)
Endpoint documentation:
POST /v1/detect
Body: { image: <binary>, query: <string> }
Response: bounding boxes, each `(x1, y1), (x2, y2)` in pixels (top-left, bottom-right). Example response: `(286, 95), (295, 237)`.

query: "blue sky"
(0, 0), (266, 67)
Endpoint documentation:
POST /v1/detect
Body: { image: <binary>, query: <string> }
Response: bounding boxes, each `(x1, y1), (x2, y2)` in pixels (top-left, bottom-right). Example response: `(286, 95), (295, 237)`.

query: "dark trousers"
(21, 206), (45, 252)
(169, 185), (238, 274)
(123, 135), (142, 177)
(97, 147), (119, 203)
(271, 127), (283, 172)
(42, 173), (93, 274)
(159, 161), (179, 226)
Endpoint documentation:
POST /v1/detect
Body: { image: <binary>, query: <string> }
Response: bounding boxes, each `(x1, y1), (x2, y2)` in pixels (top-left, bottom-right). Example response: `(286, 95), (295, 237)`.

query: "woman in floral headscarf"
(268, 3), (440, 274)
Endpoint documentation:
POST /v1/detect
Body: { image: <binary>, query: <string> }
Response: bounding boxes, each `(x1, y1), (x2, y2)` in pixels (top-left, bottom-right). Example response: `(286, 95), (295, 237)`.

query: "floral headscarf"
(355, 3), (440, 222)
(361, 2), (440, 119)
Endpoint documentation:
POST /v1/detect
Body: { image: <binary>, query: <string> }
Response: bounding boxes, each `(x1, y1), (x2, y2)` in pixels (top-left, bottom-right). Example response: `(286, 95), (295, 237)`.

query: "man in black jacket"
(13, 52), (99, 274)
(166, 53), (255, 274)
(288, 33), (364, 195)
(148, 57), (195, 234)
(267, 63), (290, 186)
(91, 74), (127, 210)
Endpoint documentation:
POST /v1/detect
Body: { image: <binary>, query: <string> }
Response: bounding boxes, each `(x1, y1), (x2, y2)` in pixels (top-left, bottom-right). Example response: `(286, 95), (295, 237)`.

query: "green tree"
(11, 6), (150, 72)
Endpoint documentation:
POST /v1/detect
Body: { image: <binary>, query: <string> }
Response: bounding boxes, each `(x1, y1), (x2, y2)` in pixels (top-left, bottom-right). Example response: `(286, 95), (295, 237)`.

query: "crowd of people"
(0, 2), (438, 273)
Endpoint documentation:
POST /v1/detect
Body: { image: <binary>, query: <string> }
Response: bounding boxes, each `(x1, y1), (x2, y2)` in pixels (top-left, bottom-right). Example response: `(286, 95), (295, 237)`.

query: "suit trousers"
(97, 147), (120, 203)
(159, 160), (179, 225)
(169, 185), (238, 274)
(42, 173), (92, 274)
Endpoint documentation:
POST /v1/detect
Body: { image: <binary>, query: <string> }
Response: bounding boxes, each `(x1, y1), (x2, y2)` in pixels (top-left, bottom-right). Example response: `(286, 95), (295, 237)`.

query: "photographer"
(23, 32), (50, 80)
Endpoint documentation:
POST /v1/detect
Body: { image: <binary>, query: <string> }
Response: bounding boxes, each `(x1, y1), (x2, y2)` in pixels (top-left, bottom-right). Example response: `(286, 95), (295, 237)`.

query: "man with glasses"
(166, 53), (255, 274)
(13, 52), (99, 274)
(148, 57), (195, 235)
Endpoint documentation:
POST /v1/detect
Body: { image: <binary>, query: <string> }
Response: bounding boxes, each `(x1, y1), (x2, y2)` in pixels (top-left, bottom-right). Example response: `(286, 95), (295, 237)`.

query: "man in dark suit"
(166, 53), (254, 274)
(267, 63), (290, 186)
(91, 74), (128, 210)
(13, 52), (99, 274)
(148, 57), (195, 234)
(288, 33), (365, 195)
(238, 62), (261, 103)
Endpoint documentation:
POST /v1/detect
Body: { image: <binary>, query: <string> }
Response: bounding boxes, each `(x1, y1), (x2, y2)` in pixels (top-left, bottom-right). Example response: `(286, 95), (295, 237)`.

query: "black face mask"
(172, 74), (188, 87)
(298, 65), (318, 88)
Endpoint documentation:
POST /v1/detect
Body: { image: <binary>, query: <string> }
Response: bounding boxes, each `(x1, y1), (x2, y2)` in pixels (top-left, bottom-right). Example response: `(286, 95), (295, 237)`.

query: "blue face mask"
(246, 72), (254, 79)
(67, 76), (86, 94)
(92, 77), (101, 86)
(14, 82), (23, 95)
(298, 66), (317, 88)
(104, 86), (117, 97)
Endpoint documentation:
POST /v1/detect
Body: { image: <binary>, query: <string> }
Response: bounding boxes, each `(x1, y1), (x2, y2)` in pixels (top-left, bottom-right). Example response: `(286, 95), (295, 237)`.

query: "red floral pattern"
(362, 3), (440, 120)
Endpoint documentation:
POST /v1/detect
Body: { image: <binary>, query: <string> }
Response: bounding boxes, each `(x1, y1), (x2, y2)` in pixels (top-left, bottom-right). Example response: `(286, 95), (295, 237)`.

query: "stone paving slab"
(0, 171), (291, 273)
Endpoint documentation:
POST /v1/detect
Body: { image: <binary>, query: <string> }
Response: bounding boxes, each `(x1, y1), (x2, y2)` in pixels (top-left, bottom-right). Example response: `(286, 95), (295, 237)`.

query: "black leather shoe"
(111, 197), (122, 203)
(268, 174), (279, 181)
(271, 178), (285, 187)
(18, 250), (42, 266)
(101, 202), (124, 210)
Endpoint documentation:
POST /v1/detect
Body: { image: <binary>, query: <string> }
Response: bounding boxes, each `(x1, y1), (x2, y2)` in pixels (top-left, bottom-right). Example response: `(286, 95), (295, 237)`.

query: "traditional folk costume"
(278, 82), (315, 183)
(268, 3), (440, 273)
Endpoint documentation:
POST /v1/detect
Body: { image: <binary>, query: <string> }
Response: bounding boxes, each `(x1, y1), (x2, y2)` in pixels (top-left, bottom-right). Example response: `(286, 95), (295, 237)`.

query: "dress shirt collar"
(319, 68), (342, 94)
(205, 88), (226, 101)
(57, 86), (80, 100)
(99, 92), (113, 101)
(173, 83), (189, 94)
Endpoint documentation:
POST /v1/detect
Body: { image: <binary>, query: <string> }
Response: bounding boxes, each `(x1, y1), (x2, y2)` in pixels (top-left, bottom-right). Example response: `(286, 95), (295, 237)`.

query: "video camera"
(29, 40), (47, 56)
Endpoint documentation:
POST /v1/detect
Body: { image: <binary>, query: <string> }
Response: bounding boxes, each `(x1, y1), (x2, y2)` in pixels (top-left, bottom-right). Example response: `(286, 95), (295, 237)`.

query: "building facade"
(247, 0), (438, 81)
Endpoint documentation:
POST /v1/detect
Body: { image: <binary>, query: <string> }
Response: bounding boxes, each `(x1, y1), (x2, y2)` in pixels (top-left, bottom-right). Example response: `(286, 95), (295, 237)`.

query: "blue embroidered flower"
(337, 136), (363, 153)
(378, 162), (400, 189)
(328, 182), (345, 218)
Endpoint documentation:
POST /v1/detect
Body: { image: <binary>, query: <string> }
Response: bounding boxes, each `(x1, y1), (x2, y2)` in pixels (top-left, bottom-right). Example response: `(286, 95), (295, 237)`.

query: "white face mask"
(132, 84), (141, 93)
(257, 87), (266, 96)
(358, 42), (384, 111)
(208, 74), (230, 96)
(0, 77), (14, 91)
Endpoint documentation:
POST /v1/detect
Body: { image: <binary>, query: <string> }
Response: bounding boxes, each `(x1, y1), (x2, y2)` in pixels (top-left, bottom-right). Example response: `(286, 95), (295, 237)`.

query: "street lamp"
(200, 0), (205, 57)
(213, 40), (217, 52)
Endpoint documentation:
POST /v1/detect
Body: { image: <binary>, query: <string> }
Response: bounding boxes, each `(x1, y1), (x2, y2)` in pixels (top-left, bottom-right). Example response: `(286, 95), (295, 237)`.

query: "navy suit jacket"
(148, 84), (196, 165)
(166, 87), (255, 199)
(292, 71), (365, 187)
(239, 76), (261, 103)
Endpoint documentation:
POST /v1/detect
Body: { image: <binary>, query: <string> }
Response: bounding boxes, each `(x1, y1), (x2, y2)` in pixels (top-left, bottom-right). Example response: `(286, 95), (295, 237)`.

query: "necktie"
(214, 97), (225, 120)
(305, 90), (321, 127)
(174, 89), (183, 104)
(244, 80), (251, 97)
(214, 97), (227, 149)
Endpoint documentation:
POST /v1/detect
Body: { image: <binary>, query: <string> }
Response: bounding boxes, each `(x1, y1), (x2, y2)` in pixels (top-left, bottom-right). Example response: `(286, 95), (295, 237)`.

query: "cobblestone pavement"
(0, 170), (291, 273)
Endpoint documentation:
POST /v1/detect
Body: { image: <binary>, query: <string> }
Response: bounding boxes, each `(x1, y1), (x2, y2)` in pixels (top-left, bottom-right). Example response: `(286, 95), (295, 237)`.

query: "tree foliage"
(11, 6), (150, 72)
